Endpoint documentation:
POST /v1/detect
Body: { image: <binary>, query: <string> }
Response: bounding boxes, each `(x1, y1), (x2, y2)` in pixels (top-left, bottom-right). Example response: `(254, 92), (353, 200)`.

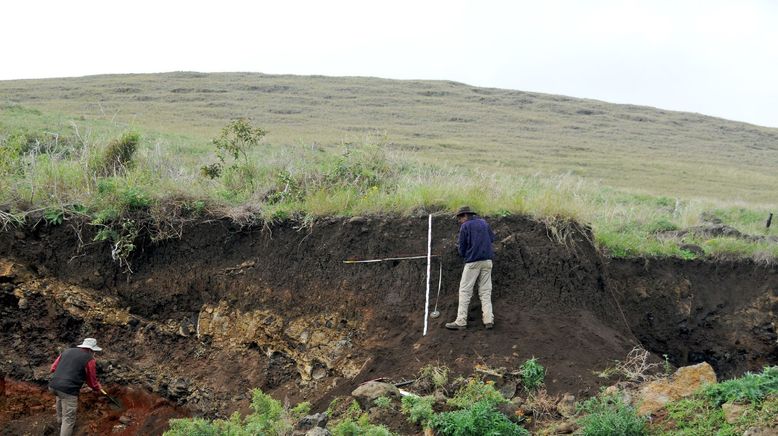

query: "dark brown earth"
(1, 214), (776, 434)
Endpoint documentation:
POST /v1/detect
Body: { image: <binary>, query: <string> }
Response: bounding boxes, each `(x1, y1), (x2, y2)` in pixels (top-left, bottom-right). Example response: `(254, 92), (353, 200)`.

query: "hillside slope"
(2, 72), (778, 202)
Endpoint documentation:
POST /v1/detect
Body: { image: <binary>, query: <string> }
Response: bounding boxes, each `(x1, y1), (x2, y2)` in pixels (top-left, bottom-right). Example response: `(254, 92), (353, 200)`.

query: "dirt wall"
(1, 214), (776, 431)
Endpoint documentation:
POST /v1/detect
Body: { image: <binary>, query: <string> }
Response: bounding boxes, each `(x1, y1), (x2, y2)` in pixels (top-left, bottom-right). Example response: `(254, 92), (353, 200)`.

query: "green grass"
(1, 73), (777, 261)
(576, 394), (647, 436)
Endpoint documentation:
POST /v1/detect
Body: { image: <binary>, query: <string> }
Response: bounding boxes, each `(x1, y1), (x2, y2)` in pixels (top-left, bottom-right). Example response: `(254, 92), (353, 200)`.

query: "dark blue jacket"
(458, 216), (495, 263)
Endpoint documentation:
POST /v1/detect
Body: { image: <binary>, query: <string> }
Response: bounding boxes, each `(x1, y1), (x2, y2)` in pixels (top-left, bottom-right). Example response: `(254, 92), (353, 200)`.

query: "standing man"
(49, 338), (103, 436)
(446, 206), (496, 330)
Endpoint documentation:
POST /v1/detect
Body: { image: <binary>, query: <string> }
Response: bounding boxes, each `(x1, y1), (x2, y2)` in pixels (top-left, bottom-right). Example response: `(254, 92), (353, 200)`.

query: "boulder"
(305, 428), (332, 436)
(721, 402), (748, 424)
(555, 421), (578, 434)
(637, 362), (717, 416)
(351, 381), (400, 409)
(296, 413), (328, 431)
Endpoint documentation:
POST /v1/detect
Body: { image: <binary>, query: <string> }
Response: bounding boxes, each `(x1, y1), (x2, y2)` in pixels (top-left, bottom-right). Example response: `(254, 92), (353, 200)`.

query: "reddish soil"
(0, 380), (184, 435)
(1, 214), (775, 434)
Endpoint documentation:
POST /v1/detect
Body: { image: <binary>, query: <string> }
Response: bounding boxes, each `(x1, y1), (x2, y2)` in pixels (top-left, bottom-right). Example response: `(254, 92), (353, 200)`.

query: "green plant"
(373, 396), (392, 410)
(400, 395), (435, 426)
(43, 207), (65, 225)
(447, 378), (507, 409)
(290, 401), (311, 418)
(332, 413), (393, 436)
(164, 388), (295, 436)
(661, 397), (730, 436)
(430, 400), (529, 436)
(576, 394), (646, 436)
(419, 363), (450, 392)
(519, 357), (546, 391)
(663, 354), (672, 376)
(703, 366), (778, 406)
(100, 132), (140, 176)
(201, 118), (265, 182)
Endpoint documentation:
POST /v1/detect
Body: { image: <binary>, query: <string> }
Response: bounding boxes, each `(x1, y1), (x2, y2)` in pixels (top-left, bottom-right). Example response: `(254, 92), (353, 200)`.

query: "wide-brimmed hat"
(77, 338), (102, 352)
(455, 206), (476, 217)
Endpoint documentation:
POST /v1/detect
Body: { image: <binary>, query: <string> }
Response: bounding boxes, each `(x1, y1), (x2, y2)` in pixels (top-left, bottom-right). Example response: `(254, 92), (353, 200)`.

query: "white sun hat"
(76, 338), (102, 352)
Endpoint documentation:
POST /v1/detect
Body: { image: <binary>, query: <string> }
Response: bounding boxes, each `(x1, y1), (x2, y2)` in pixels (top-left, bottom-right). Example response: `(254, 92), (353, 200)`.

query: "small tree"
(201, 118), (266, 179)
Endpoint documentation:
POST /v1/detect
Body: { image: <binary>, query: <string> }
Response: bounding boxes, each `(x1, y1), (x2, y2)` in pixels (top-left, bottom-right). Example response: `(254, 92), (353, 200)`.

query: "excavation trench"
(1, 215), (775, 434)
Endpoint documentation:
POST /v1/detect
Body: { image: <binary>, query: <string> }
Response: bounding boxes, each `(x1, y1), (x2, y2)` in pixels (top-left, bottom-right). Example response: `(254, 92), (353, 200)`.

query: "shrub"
(291, 401), (312, 418)
(400, 395), (435, 426)
(703, 366), (778, 406)
(101, 132), (140, 176)
(419, 363), (449, 393)
(519, 358), (546, 391)
(332, 414), (393, 436)
(165, 417), (221, 435)
(430, 400), (529, 436)
(373, 396), (392, 410)
(576, 394), (646, 436)
(447, 378), (508, 409)
(164, 388), (293, 436)
(201, 118), (265, 185)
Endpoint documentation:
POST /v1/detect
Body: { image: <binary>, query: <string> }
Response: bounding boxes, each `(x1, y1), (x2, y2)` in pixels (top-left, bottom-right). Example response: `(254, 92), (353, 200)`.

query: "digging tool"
(101, 389), (122, 409)
(429, 262), (443, 319)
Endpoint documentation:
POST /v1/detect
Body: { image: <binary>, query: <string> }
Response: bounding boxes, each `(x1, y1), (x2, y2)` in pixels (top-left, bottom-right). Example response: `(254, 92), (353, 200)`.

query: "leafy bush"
(430, 400), (529, 436)
(43, 207), (65, 225)
(519, 357), (546, 391)
(332, 413), (393, 436)
(448, 378), (508, 409)
(373, 396), (392, 410)
(400, 395), (435, 426)
(576, 394), (646, 436)
(703, 366), (778, 406)
(165, 388), (292, 436)
(201, 118), (265, 183)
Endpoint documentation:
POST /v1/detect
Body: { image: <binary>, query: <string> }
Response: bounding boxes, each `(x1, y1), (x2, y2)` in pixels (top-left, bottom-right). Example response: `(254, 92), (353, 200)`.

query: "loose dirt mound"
(1, 214), (775, 434)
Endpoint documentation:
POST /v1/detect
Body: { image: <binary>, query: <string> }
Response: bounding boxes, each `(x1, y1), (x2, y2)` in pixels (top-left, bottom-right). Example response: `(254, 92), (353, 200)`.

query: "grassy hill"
(2, 72), (778, 202)
(1, 72), (777, 259)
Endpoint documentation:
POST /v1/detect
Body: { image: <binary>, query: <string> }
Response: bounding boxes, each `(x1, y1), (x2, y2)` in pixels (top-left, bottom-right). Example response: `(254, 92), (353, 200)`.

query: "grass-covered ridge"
(2, 72), (778, 203)
(1, 75), (777, 261)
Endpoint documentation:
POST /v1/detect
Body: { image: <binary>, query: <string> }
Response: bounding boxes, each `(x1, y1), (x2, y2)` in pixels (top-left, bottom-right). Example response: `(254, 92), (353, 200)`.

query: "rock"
(603, 385), (618, 396)
(351, 381), (400, 409)
(305, 428), (331, 436)
(499, 381), (517, 399)
(721, 402), (748, 424)
(556, 393), (576, 417)
(296, 413), (328, 431)
(170, 379), (189, 399)
(311, 367), (327, 380)
(118, 415), (132, 425)
(637, 362), (717, 416)
(17, 297), (28, 310)
(555, 421), (578, 434)
(496, 402), (522, 423)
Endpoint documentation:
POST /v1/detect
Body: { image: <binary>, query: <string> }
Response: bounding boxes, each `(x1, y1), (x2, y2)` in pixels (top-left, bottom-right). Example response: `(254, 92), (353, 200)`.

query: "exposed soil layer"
(1, 215), (775, 434)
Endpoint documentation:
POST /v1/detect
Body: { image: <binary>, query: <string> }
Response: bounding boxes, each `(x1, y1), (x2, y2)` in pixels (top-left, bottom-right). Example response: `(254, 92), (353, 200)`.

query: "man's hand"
(80, 386), (93, 394)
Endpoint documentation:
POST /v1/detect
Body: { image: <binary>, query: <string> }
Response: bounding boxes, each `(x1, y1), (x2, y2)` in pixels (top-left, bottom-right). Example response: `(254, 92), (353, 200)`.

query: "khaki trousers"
(455, 260), (494, 326)
(50, 388), (78, 436)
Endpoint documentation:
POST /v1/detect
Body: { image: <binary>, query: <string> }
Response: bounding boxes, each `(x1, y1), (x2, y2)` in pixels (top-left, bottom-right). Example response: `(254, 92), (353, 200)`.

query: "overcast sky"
(2, 0), (777, 127)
